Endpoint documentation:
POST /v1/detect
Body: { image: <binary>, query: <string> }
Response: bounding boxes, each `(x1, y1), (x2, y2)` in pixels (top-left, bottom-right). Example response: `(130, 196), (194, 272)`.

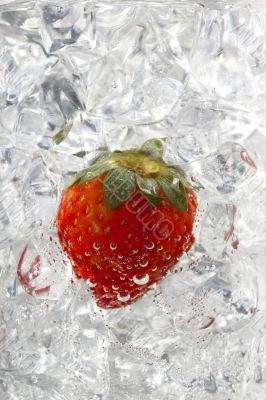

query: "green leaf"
(136, 175), (158, 195)
(52, 123), (73, 145)
(178, 181), (188, 211)
(136, 175), (162, 205)
(166, 165), (194, 189)
(73, 151), (88, 158)
(70, 160), (111, 186)
(140, 191), (162, 205)
(157, 175), (188, 212)
(73, 147), (110, 159)
(79, 162), (111, 185)
(140, 139), (164, 160)
(104, 167), (135, 209)
(167, 164), (186, 180)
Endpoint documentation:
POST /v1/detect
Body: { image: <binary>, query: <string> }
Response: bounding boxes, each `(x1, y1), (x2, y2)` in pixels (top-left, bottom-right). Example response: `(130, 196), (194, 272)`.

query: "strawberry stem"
(63, 138), (197, 211)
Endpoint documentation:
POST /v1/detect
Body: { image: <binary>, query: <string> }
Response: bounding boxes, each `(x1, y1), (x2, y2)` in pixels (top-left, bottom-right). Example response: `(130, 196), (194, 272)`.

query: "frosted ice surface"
(0, 1), (266, 399)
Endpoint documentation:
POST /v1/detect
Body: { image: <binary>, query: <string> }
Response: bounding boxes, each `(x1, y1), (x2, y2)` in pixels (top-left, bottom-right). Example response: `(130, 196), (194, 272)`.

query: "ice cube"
(40, 60), (85, 127)
(158, 252), (257, 334)
(0, 0), (39, 43)
(164, 100), (258, 165)
(52, 111), (104, 156)
(84, 6), (189, 124)
(15, 99), (51, 151)
(39, 3), (96, 53)
(0, 42), (51, 107)
(17, 227), (73, 300)
(104, 295), (178, 357)
(197, 201), (238, 259)
(198, 142), (258, 196)
(192, 8), (256, 101)
(108, 343), (167, 399)
(0, 150), (58, 247)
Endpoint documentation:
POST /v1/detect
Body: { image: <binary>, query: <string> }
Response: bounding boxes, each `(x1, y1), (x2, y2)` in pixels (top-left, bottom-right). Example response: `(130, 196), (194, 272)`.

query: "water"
(1, 1), (266, 399)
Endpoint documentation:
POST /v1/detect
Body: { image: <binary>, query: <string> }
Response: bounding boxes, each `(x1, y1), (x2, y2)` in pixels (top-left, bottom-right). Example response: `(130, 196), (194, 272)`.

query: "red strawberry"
(56, 139), (197, 309)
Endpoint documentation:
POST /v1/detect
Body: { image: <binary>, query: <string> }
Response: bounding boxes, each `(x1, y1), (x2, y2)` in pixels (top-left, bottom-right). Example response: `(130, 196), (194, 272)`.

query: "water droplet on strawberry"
(93, 242), (101, 251)
(164, 253), (171, 260)
(133, 274), (150, 285)
(112, 285), (119, 291)
(145, 242), (155, 250)
(110, 242), (117, 250)
(140, 260), (148, 267)
(86, 278), (97, 288)
(117, 293), (130, 302)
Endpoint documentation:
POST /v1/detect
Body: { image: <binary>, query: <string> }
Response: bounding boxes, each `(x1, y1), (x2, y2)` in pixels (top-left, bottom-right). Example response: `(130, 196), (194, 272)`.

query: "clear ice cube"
(164, 100), (257, 165)
(39, 3), (95, 53)
(198, 142), (258, 196)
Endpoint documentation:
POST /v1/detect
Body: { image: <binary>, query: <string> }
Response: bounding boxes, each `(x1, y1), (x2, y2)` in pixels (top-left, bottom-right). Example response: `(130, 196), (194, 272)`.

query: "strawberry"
(56, 139), (197, 309)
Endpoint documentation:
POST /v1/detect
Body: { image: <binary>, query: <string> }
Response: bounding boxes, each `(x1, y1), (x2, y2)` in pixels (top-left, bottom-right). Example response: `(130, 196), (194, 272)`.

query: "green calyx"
(52, 124), (195, 211)
(65, 138), (194, 211)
